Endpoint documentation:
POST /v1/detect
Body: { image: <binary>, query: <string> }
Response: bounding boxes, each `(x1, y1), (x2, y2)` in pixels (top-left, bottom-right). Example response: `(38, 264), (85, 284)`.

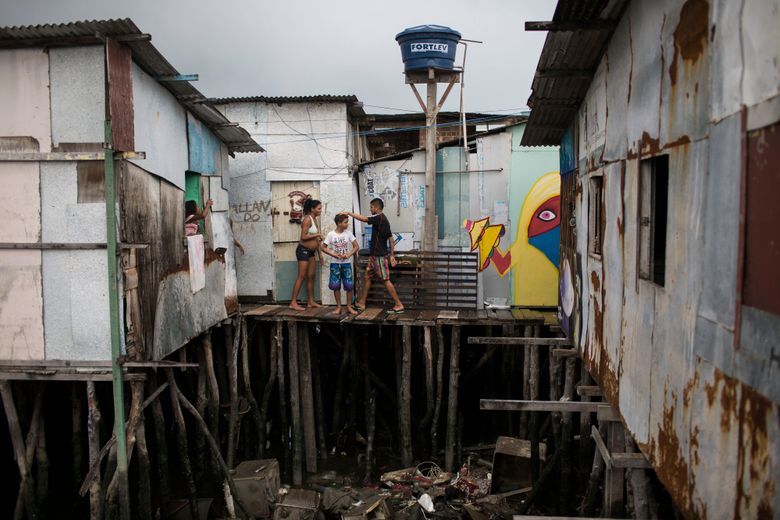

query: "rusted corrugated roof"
(522, 0), (629, 146)
(0, 19), (263, 153)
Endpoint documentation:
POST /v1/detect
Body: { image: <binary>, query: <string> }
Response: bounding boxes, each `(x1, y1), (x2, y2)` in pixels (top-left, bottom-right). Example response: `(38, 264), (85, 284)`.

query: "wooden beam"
(0, 372), (145, 382)
(513, 516), (624, 519)
(525, 20), (618, 31)
(155, 74), (198, 82)
(597, 406), (622, 422)
(409, 84), (427, 112)
(0, 151), (145, 161)
(480, 399), (609, 413)
(0, 242), (147, 250)
(537, 68), (595, 78)
(552, 348), (578, 358)
(576, 385), (602, 398)
(591, 425), (612, 468)
(120, 361), (198, 369)
(468, 337), (572, 346)
(612, 453), (651, 469)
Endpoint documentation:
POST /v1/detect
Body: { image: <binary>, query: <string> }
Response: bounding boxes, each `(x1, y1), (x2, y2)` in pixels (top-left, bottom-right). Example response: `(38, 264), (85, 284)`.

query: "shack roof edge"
(0, 18), (263, 153)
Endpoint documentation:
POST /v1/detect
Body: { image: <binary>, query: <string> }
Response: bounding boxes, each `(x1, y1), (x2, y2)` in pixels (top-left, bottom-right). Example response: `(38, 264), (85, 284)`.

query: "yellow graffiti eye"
(538, 210), (556, 222)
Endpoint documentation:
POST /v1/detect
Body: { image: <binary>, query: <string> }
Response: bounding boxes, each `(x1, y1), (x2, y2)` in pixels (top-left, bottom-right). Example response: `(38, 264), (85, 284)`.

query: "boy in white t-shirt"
(322, 214), (359, 314)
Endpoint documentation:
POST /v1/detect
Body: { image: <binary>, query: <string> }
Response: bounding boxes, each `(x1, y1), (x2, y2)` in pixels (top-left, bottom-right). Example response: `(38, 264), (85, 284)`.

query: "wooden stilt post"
(431, 325), (445, 461)
(72, 383), (83, 507)
(529, 325), (540, 482)
(202, 333), (221, 452)
(36, 414), (49, 520)
(418, 326), (435, 458)
(549, 347), (563, 454)
(578, 362), (594, 493)
(399, 325), (413, 467)
(445, 326), (461, 472)
(604, 421), (625, 516)
(519, 325), (532, 439)
(274, 322), (290, 478)
(259, 323), (279, 458)
(299, 324), (318, 473)
(625, 435), (657, 518)
(241, 318), (264, 459)
(310, 332), (328, 461)
(135, 419), (152, 520)
(227, 318), (240, 471)
(168, 372), (255, 520)
(195, 337), (209, 481)
(580, 422), (607, 515)
(363, 345), (376, 482)
(165, 370), (198, 519)
(86, 381), (103, 520)
(1, 381), (39, 520)
(560, 357), (577, 514)
(287, 322), (304, 486)
(331, 329), (350, 443)
(147, 374), (170, 518)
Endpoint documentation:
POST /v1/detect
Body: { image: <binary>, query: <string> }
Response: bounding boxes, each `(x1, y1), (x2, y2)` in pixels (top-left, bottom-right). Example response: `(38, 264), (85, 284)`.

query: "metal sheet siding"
(49, 45), (105, 145)
(0, 48), (51, 152)
(187, 112), (222, 175)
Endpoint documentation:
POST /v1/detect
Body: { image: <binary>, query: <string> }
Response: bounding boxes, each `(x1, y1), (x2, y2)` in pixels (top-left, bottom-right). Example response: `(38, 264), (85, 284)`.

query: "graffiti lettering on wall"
(232, 200), (271, 222)
(463, 172), (561, 305)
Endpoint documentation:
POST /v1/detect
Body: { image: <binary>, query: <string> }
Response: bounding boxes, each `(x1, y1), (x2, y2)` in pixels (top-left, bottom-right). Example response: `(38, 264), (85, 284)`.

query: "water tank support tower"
(396, 25), (462, 251)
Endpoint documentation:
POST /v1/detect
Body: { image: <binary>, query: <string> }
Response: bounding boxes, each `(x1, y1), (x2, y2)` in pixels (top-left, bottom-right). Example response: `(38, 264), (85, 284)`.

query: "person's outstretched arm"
(339, 211), (369, 223)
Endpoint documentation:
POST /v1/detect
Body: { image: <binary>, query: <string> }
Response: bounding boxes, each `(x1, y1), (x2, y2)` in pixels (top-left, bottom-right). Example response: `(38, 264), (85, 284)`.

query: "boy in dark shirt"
(339, 198), (404, 313)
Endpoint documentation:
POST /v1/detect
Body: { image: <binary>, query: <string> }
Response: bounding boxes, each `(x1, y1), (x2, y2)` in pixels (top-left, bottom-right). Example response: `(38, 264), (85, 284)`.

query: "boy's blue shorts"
(328, 263), (354, 291)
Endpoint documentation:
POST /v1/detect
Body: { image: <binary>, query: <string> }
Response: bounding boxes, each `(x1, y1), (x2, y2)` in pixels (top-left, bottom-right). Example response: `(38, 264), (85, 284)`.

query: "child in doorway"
(322, 214), (359, 315)
(339, 198), (404, 314)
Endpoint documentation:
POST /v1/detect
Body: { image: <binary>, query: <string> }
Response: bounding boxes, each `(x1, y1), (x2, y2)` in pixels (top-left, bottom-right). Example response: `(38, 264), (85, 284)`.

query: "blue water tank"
(395, 25), (461, 72)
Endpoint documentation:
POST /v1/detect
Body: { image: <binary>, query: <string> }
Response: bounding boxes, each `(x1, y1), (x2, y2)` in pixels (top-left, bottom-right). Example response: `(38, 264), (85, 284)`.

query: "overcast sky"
(1, 0), (555, 114)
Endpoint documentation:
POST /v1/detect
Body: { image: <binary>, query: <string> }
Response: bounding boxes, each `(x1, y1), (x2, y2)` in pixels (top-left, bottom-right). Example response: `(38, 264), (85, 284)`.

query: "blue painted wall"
(187, 112), (222, 175)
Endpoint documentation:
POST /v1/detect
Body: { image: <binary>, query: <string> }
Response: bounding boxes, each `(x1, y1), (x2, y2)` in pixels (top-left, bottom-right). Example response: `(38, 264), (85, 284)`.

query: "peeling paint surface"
(566, 0), (780, 517)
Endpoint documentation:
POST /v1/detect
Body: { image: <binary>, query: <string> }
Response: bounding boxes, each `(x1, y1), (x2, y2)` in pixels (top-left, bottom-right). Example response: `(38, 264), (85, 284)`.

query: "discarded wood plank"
(481, 400), (611, 413)
(399, 325), (413, 467)
(287, 322), (304, 486)
(517, 448), (563, 515)
(468, 336), (572, 346)
(86, 381), (103, 520)
(298, 324), (318, 473)
(576, 385), (602, 398)
(445, 326), (461, 471)
(169, 369), (255, 520)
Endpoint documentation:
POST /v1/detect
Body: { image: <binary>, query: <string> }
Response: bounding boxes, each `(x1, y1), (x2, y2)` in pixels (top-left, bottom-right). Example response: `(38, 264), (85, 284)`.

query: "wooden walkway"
(243, 304), (559, 327)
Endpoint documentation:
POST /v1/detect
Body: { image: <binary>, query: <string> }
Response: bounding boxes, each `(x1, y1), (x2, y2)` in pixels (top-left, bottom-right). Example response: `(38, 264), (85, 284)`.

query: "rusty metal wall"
(567, 0), (780, 517)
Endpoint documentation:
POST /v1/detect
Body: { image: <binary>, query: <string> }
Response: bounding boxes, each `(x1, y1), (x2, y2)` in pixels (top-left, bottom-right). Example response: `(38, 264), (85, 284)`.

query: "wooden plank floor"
(243, 304), (558, 327)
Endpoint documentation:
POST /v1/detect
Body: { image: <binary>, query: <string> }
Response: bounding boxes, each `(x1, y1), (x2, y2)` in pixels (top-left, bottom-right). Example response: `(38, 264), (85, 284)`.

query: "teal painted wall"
(187, 112), (222, 175)
(274, 261), (321, 302)
(436, 146), (469, 248)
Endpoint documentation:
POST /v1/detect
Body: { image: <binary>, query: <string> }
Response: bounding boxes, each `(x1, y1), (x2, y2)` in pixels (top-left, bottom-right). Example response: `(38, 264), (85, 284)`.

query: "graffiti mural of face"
(527, 195), (561, 268)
